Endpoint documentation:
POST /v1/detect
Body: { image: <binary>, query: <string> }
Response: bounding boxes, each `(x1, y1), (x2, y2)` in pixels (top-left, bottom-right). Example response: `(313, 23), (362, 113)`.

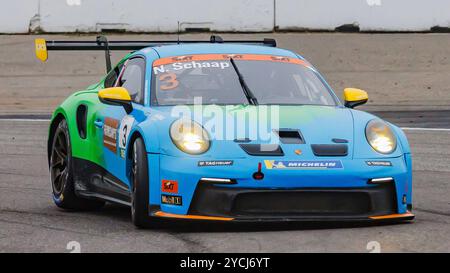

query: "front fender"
(134, 118), (161, 154)
(351, 109), (404, 158)
(390, 123), (411, 154)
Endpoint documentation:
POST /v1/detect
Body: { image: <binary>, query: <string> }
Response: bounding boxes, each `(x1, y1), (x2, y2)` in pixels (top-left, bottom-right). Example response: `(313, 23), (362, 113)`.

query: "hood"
(149, 105), (356, 159)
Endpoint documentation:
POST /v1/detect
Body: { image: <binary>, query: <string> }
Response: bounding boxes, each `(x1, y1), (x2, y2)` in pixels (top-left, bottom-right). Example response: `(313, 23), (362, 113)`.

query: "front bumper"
(150, 154), (413, 222)
(151, 182), (414, 222)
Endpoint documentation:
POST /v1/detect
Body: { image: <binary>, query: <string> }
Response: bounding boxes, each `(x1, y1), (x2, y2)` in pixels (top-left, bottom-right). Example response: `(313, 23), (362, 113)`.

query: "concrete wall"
(38, 0), (274, 32)
(1, 0), (450, 33)
(0, 0), (39, 33)
(0, 0), (274, 33)
(276, 0), (450, 31)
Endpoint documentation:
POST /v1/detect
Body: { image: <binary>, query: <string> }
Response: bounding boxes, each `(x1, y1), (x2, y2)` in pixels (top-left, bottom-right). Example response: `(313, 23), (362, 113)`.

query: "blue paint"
(96, 43), (413, 218)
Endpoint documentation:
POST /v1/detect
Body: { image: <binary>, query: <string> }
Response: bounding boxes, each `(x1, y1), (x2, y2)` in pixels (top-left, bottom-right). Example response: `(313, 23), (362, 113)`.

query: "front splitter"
(150, 210), (414, 223)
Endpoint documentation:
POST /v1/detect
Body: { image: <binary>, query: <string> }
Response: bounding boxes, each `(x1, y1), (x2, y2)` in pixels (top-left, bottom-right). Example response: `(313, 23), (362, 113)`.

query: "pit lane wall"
(1, 0), (450, 33)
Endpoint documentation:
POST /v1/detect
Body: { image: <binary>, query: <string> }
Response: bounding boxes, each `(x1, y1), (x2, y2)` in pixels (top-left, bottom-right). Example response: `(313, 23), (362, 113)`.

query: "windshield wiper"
(229, 58), (258, 105)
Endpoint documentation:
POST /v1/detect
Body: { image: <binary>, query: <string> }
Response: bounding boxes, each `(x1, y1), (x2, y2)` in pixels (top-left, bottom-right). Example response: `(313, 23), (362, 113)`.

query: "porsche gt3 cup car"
(36, 35), (414, 228)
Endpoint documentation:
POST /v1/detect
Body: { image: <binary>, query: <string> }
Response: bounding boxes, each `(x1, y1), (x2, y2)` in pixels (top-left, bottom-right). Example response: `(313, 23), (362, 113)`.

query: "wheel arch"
(126, 129), (148, 190)
(47, 110), (68, 167)
(127, 130), (145, 160)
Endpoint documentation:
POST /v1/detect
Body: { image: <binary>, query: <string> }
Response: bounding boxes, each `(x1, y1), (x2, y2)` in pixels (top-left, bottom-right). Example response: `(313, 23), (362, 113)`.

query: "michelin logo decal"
(264, 160), (343, 170)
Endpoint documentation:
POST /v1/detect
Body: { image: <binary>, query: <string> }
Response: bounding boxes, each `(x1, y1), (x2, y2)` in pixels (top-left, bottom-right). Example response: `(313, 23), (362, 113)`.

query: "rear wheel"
(131, 137), (156, 228)
(50, 119), (105, 210)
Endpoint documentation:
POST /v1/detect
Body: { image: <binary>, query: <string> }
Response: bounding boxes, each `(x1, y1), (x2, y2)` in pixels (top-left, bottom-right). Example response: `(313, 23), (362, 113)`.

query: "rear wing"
(35, 35), (277, 72)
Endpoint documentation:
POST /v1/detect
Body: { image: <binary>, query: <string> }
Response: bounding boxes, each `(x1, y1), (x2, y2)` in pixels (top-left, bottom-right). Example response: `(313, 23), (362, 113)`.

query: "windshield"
(151, 54), (337, 106)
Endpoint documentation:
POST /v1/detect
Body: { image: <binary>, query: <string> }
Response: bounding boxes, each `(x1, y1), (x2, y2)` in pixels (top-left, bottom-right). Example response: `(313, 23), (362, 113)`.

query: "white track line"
(1, 119), (449, 132)
(0, 119), (50, 122)
(401, 127), (450, 132)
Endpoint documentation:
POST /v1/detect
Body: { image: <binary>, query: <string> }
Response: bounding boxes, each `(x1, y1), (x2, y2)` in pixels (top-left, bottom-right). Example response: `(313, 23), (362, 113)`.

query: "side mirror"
(343, 88), (368, 108)
(98, 87), (133, 114)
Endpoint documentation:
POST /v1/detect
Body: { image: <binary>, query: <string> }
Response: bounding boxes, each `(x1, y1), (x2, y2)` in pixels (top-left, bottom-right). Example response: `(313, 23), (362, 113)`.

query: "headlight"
(365, 119), (397, 154)
(170, 119), (210, 155)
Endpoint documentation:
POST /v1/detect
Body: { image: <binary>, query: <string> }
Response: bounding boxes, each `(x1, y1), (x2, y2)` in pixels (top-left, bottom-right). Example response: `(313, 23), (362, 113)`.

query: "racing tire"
(50, 119), (105, 210)
(131, 137), (157, 228)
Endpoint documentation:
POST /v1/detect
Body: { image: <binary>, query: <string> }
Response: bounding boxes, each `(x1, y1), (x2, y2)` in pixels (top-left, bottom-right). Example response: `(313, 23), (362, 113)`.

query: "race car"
(35, 35), (414, 228)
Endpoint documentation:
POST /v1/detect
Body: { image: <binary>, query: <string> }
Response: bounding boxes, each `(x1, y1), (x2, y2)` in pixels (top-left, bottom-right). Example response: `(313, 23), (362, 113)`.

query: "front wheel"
(131, 137), (156, 228)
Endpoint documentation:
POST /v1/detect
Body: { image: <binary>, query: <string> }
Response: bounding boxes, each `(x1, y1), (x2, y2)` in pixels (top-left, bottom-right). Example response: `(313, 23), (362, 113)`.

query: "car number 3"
(119, 116), (135, 150)
(159, 72), (179, 90)
(121, 125), (128, 147)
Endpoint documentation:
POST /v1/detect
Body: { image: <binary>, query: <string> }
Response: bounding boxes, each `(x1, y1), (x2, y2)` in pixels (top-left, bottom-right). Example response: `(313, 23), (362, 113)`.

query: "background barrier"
(276, 0), (450, 31)
(1, 0), (449, 33)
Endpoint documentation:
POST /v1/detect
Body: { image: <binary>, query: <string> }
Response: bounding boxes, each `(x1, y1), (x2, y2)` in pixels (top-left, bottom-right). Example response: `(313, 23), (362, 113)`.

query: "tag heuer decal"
(198, 160), (234, 167)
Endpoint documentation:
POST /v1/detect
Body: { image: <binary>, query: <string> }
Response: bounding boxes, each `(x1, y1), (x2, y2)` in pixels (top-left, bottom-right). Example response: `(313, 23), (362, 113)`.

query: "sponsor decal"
(366, 161), (392, 167)
(264, 160), (343, 170)
(198, 160), (234, 167)
(270, 56), (291, 62)
(222, 54), (244, 59)
(118, 115), (135, 158)
(171, 55), (193, 62)
(161, 180), (178, 194)
(103, 118), (119, 153)
(161, 195), (182, 206)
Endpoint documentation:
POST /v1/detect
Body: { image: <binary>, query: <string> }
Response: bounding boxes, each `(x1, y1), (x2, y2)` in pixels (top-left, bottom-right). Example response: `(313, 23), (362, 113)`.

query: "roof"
(141, 43), (302, 60)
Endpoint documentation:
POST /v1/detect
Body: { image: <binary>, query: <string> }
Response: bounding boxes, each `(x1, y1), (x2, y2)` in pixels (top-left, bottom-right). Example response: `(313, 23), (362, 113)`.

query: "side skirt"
(72, 157), (131, 206)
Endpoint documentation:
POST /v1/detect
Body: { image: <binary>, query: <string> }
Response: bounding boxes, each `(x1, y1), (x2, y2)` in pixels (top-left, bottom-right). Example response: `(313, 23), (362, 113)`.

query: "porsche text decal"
(103, 118), (119, 153)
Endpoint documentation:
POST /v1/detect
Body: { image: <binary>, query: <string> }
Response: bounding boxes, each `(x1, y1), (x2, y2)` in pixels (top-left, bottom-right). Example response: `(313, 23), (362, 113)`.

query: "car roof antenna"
(177, 21), (180, 44)
(96, 36), (112, 73)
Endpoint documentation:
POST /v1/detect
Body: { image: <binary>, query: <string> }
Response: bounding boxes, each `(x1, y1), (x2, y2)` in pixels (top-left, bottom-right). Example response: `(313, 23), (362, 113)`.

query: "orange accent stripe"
(369, 212), (414, 220)
(154, 211), (234, 221)
(153, 53), (310, 67)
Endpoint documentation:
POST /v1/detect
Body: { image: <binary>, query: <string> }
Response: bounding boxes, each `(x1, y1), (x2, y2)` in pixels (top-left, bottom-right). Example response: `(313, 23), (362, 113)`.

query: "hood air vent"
(311, 144), (348, 156)
(240, 144), (284, 156)
(274, 129), (305, 144)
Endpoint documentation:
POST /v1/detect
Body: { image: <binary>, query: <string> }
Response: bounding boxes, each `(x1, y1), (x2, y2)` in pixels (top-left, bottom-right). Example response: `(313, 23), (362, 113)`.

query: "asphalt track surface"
(0, 33), (449, 252)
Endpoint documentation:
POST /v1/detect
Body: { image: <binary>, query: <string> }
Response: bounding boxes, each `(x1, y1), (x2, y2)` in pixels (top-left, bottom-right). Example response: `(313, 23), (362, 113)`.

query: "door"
(94, 57), (146, 194)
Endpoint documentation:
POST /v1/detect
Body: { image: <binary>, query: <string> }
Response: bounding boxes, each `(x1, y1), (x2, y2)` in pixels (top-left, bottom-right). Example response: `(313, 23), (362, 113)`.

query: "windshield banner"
(153, 54), (310, 67)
